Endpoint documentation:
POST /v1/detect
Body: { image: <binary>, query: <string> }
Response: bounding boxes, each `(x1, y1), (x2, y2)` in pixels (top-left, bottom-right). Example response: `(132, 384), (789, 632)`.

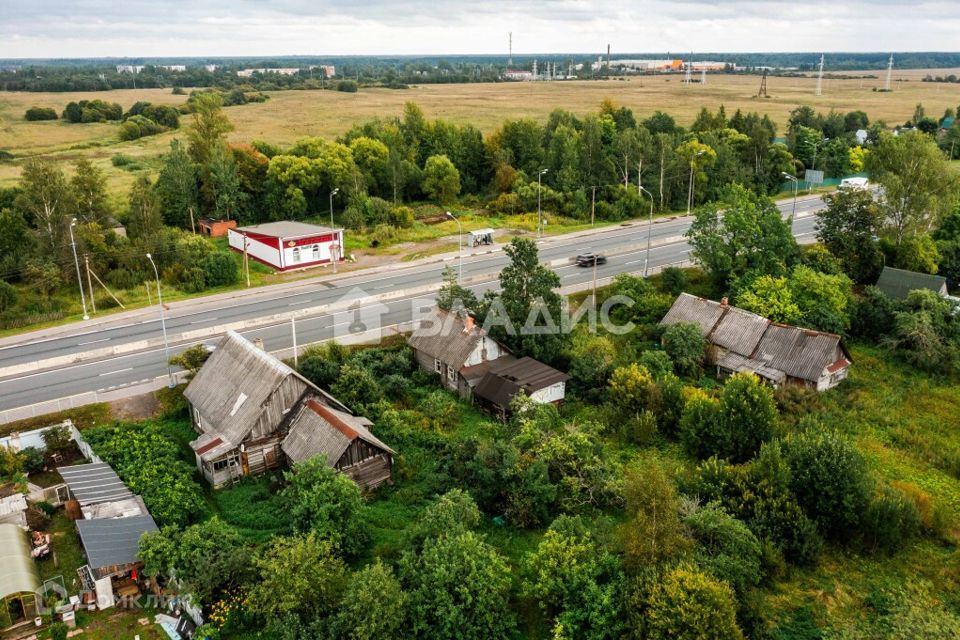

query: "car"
(576, 253), (607, 267)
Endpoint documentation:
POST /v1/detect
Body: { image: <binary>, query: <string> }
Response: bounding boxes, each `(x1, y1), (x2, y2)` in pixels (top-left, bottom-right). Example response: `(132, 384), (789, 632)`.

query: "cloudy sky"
(2, 0), (959, 59)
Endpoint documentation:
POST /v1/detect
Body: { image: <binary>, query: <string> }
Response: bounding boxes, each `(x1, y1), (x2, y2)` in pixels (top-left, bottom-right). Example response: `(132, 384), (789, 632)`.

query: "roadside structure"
(660, 293), (852, 391)
(184, 331), (393, 489)
(227, 221), (345, 271)
(874, 266), (949, 300)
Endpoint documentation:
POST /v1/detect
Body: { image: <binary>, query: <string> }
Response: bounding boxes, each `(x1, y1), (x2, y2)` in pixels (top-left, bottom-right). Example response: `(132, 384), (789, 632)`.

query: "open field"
(2, 70), (959, 190)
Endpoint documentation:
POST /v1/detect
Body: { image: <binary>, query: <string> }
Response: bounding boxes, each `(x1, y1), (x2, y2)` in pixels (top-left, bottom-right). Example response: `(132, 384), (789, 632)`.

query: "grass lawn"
(35, 512), (86, 589)
(34, 607), (167, 640)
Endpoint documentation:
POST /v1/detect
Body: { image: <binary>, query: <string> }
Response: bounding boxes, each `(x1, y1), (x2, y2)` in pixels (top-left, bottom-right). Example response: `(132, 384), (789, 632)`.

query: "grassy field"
(2, 70), (959, 191)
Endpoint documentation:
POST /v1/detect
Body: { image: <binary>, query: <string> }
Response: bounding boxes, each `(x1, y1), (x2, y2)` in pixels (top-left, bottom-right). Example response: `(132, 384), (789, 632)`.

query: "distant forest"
(3, 52), (960, 92)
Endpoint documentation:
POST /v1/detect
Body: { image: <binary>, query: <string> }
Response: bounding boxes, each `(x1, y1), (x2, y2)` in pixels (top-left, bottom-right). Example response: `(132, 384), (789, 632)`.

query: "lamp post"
(686, 150), (705, 215)
(811, 137), (830, 171)
(782, 172), (799, 218)
(146, 253), (175, 388)
(537, 168), (548, 238)
(68, 218), (89, 320)
(446, 211), (463, 282)
(639, 186), (655, 277)
(329, 187), (339, 228)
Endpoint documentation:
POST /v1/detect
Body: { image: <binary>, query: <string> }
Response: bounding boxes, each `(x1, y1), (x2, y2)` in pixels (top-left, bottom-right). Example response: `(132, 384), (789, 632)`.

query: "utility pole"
(146, 253), (175, 388)
(659, 144), (665, 212)
(68, 219), (89, 320)
(815, 54), (825, 96)
(640, 186), (654, 277)
(329, 187), (340, 228)
(84, 255), (96, 315)
(537, 169), (548, 238)
(508, 32), (512, 68)
(242, 232), (250, 287)
(446, 211), (463, 281)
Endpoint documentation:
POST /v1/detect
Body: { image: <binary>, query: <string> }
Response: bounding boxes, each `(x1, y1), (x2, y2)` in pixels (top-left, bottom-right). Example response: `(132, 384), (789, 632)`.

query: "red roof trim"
(305, 399), (358, 440)
(827, 359), (850, 374)
(195, 437), (224, 455)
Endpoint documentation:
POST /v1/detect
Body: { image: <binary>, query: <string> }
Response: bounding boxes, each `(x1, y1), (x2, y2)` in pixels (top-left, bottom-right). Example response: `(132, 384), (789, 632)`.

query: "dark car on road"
(576, 253), (607, 267)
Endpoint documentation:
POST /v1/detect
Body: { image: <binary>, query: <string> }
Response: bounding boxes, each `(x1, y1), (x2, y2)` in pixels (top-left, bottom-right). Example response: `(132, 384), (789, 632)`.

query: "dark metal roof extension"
(75, 515), (159, 570)
(57, 462), (134, 506)
(473, 357), (569, 408)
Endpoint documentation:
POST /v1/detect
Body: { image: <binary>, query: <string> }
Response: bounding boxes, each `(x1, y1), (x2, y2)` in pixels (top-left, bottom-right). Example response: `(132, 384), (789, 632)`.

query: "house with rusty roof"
(184, 331), (393, 490)
(407, 309), (509, 398)
(660, 293), (852, 391)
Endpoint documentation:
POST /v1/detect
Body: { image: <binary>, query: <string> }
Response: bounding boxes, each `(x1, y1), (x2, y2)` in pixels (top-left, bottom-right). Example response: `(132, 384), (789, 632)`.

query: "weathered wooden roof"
(281, 398), (394, 466)
(660, 293), (726, 336)
(754, 324), (850, 383)
(184, 331), (350, 449)
(407, 309), (492, 369)
(661, 294), (851, 384)
(709, 306), (769, 356)
(875, 266), (948, 300)
(473, 357), (568, 408)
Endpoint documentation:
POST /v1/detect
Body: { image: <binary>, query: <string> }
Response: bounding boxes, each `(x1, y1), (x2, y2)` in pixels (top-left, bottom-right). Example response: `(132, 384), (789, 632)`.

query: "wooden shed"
(282, 399), (395, 490)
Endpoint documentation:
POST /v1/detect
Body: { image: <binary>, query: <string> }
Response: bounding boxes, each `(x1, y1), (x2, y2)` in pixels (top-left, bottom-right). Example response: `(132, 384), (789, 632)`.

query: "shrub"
(861, 485), (922, 553)
(778, 430), (870, 539)
(660, 266), (687, 295)
(20, 447), (45, 474)
(201, 252), (239, 287)
(661, 321), (706, 378)
(401, 531), (514, 640)
(645, 566), (744, 640)
(41, 425), (72, 455)
(25, 106), (58, 121)
(119, 114), (163, 140)
(388, 205), (414, 228)
(684, 504), (762, 594)
(622, 464), (688, 569)
(282, 457), (368, 557)
(0, 281), (18, 313)
(111, 153), (134, 167)
(337, 80), (359, 93)
(49, 622), (68, 640)
(330, 561), (407, 640)
(407, 489), (480, 548)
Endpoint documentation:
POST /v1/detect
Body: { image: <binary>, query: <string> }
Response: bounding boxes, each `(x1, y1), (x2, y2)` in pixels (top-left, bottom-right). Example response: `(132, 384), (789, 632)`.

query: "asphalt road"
(0, 197), (823, 413)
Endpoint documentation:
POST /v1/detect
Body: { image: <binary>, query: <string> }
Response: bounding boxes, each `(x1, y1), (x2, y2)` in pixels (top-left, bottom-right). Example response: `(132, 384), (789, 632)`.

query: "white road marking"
(190, 318), (214, 324)
(99, 368), (133, 377)
(289, 300), (311, 306)
(77, 338), (110, 346)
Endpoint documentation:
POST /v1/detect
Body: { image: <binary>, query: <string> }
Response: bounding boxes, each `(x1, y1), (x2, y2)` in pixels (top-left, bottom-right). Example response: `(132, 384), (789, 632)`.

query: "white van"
(839, 177), (870, 190)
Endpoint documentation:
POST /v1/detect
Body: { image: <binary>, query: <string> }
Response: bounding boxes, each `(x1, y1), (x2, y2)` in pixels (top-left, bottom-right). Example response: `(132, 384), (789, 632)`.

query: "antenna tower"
(758, 69), (768, 97)
(815, 54), (824, 96)
(884, 54), (894, 91)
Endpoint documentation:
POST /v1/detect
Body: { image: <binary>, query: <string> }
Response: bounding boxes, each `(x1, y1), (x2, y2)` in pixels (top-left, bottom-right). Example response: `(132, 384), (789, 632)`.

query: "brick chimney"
(463, 315), (475, 334)
(720, 297), (729, 307)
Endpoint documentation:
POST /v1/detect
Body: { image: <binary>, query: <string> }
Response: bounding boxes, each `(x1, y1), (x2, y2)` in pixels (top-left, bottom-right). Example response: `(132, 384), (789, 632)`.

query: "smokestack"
(463, 315), (475, 333)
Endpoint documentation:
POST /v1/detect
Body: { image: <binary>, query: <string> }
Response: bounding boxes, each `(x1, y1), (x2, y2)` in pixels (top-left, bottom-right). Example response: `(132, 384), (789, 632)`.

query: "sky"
(2, 0), (959, 59)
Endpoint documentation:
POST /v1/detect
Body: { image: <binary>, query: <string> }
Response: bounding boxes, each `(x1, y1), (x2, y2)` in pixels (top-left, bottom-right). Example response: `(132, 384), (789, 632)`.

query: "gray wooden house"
(660, 293), (852, 391)
(407, 309), (508, 398)
(184, 331), (393, 490)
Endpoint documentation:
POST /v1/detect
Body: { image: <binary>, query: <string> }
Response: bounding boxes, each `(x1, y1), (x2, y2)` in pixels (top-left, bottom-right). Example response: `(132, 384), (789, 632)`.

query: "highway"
(0, 196), (823, 415)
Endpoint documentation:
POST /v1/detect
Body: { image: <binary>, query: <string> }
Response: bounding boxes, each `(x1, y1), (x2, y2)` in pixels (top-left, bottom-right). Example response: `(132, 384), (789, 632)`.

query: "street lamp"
(782, 172), (799, 218)
(537, 169), (548, 238)
(687, 150), (705, 215)
(68, 218), (89, 320)
(639, 186), (655, 277)
(329, 188), (340, 228)
(446, 211), (463, 282)
(146, 253), (175, 388)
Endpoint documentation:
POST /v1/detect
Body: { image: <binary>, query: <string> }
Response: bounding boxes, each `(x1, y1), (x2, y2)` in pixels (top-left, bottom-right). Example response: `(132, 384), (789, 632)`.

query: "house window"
(212, 459), (230, 472)
(292, 246), (301, 263)
(447, 365), (456, 382)
(312, 244), (320, 260)
(434, 358), (442, 373)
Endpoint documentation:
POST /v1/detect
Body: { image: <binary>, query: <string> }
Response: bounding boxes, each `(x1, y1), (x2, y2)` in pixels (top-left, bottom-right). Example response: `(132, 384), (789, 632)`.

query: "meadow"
(2, 69), (959, 196)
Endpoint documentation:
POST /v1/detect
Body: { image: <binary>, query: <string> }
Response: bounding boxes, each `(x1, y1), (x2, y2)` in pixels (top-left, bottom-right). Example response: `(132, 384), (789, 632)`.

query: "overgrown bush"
(24, 106), (58, 121)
